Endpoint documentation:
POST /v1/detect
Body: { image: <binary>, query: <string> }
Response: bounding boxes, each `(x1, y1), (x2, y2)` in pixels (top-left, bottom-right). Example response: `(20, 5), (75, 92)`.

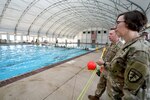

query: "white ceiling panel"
(0, 0), (150, 38)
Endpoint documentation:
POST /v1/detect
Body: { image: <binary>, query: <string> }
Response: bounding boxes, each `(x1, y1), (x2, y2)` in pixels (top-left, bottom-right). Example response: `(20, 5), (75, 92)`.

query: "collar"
(122, 37), (141, 50)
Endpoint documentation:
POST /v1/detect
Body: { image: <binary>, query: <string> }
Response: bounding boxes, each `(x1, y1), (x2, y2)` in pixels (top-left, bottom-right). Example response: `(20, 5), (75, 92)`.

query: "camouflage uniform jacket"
(95, 41), (123, 97)
(107, 37), (150, 100)
(103, 41), (122, 63)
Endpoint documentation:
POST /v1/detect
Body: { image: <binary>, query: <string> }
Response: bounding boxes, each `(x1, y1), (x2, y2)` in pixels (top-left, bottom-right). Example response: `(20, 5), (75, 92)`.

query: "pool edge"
(0, 50), (96, 87)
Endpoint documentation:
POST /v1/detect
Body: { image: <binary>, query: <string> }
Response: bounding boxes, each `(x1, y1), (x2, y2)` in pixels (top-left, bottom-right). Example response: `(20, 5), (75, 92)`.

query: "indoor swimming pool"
(0, 45), (89, 81)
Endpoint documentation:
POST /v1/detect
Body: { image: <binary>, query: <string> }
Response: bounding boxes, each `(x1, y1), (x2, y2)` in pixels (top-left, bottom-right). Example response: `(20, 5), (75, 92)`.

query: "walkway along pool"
(0, 45), (92, 86)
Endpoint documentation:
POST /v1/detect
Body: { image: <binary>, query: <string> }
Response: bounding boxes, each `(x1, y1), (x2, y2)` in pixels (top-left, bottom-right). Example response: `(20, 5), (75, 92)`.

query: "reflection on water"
(0, 45), (88, 81)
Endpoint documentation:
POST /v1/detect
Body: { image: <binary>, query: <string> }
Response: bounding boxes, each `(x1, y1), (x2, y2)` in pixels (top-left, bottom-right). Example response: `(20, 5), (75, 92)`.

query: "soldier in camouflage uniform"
(106, 10), (150, 100)
(88, 28), (123, 100)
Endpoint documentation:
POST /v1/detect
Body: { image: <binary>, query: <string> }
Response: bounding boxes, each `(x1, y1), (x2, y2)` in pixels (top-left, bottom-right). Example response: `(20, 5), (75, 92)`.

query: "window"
(10, 35), (14, 40)
(30, 37), (33, 41)
(23, 36), (27, 41)
(16, 36), (21, 41)
(1, 35), (7, 39)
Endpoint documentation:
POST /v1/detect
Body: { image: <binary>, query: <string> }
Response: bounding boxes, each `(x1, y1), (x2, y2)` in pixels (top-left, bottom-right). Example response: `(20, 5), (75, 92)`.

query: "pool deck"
(0, 50), (106, 100)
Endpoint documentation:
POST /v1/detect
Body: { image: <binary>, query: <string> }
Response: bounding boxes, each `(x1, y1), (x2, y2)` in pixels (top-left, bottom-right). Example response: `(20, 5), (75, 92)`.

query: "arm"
(122, 51), (149, 100)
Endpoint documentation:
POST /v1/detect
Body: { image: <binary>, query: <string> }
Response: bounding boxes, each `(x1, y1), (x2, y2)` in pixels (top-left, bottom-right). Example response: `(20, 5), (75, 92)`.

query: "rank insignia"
(128, 68), (142, 82)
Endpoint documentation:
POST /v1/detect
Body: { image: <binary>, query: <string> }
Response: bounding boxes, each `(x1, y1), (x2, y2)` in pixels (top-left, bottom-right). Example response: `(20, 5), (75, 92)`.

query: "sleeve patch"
(128, 68), (142, 83)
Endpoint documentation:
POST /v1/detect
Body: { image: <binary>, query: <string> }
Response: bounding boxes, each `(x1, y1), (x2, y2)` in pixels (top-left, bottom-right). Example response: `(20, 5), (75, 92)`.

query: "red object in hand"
(87, 61), (96, 70)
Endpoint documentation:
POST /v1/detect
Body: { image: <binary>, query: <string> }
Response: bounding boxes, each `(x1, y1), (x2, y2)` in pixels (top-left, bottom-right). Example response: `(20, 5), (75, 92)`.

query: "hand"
(96, 59), (104, 66)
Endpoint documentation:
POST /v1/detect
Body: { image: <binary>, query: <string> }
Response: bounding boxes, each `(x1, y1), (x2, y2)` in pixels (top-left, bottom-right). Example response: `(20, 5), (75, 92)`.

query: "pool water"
(0, 45), (89, 81)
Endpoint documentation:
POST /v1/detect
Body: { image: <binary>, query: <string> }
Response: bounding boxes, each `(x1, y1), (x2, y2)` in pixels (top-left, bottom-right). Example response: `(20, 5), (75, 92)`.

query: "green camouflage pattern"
(95, 41), (123, 97)
(107, 37), (150, 100)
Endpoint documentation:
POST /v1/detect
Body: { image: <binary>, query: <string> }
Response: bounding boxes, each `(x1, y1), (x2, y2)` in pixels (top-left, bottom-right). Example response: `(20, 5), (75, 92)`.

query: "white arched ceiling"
(0, 0), (150, 38)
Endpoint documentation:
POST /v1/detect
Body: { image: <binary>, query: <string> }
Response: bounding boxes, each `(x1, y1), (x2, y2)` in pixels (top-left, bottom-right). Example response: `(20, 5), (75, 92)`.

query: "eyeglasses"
(116, 21), (125, 24)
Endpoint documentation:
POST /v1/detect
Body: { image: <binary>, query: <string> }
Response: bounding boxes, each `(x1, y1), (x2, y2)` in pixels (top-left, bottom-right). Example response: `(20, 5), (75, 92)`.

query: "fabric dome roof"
(0, 0), (150, 38)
